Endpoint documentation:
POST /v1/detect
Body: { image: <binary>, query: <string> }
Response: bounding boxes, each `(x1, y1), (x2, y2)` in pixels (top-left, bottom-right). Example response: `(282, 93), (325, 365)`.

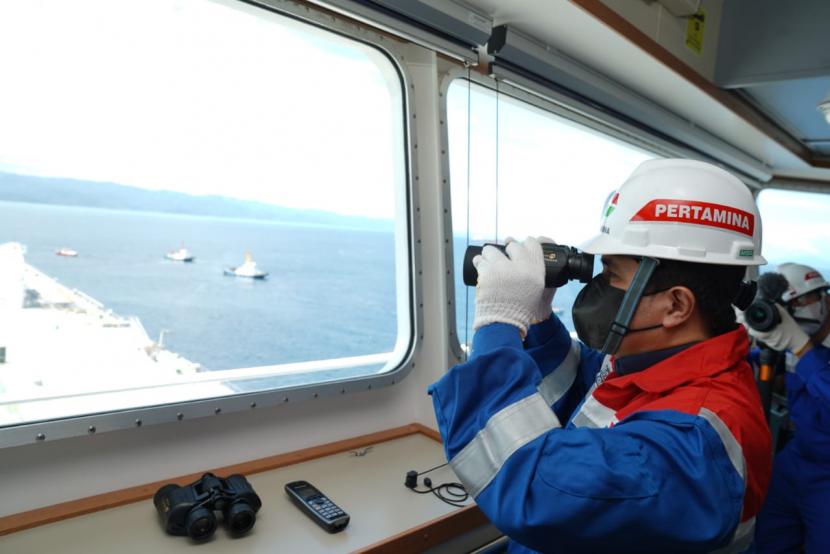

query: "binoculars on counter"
(154, 472), (262, 541)
(462, 242), (595, 288)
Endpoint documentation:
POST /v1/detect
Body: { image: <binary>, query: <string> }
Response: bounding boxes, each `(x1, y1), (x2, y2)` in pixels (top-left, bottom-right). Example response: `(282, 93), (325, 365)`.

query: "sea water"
(0, 200), (399, 371)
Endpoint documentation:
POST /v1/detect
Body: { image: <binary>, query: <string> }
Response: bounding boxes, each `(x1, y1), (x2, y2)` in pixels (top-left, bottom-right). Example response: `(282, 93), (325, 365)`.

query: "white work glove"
(504, 236), (556, 323)
(473, 237), (545, 336)
(738, 304), (810, 355)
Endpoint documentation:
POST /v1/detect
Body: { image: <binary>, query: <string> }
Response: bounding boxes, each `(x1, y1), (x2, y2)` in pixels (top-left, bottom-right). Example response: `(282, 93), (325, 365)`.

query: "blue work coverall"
(430, 316), (770, 553)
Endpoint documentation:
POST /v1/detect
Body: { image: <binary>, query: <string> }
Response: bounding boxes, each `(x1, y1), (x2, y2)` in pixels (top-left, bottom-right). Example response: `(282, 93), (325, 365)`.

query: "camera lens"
(748, 307), (766, 322)
(742, 272), (787, 334)
(226, 502), (256, 535)
(185, 508), (217, 541)
(745, 301), (779, 332)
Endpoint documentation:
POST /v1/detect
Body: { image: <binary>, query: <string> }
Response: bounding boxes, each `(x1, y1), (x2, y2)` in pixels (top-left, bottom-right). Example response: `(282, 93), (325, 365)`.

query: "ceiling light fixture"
(819, 90), (830, 124)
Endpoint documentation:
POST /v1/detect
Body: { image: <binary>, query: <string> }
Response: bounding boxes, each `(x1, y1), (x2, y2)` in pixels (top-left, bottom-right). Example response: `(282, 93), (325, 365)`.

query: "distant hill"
(0, 171), (393, 231)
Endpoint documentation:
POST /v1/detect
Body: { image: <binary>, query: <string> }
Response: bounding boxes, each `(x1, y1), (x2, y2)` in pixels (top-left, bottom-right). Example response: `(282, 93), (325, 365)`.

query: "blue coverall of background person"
(754, 343), (830, 553)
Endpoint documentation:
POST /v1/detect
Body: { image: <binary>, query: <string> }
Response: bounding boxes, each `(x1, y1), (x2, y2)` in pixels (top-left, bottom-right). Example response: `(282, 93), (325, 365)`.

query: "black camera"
(744, 272), (790, 332)
(153, 472), (262, 541)
(462, 242), (595, 288)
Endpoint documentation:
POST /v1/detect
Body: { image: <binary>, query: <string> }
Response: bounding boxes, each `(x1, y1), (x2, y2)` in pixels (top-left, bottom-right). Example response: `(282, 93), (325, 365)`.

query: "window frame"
(0, 0), (422, 448)
(437, 64), (749, 362)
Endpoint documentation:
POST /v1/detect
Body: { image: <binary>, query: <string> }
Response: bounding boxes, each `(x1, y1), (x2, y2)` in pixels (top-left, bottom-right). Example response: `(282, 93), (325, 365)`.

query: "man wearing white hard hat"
(751, 263), (830, 553)
(779, 262), (830, 346)
(430, 159), (771, 553)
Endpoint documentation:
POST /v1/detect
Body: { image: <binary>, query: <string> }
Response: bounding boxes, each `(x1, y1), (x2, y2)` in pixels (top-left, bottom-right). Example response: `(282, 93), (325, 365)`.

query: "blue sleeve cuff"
(524, 315), (570, 349)
(471, 323), (523, 358)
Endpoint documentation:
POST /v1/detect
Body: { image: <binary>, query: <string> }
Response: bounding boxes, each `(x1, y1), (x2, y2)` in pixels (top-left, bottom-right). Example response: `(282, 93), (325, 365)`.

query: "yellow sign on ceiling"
(685, 9), (706, 54)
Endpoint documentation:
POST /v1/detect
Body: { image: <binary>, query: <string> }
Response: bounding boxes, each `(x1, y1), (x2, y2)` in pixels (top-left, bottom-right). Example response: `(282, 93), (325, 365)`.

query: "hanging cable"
(463, 65), (472, 358)
(494, 77), (500, 242)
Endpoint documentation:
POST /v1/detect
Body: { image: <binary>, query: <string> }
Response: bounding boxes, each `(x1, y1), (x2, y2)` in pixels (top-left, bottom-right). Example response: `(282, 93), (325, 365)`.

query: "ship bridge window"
(757, 188), (830, 274)
(447, 80), (655, 349)
(0, 0), (410, 433)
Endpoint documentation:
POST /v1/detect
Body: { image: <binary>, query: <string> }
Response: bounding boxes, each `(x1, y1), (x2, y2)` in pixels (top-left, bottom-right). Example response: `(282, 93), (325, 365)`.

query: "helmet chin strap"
(600, 257), (660, 355)
(627, 322), (664, 334)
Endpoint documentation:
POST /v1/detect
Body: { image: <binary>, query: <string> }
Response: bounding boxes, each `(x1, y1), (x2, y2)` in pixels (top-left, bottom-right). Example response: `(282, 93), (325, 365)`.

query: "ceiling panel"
(458, 0), (830, 181)
(744, 76), (830, 143)
(808, 142), (830, 156)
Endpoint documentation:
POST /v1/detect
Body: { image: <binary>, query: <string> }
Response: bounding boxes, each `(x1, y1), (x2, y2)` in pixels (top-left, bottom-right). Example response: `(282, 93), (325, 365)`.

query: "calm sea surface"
(0, 201), (399, 372)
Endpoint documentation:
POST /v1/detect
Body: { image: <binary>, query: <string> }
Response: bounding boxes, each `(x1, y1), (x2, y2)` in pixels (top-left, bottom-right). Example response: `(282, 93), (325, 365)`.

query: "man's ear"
(662, 286), (696, 328)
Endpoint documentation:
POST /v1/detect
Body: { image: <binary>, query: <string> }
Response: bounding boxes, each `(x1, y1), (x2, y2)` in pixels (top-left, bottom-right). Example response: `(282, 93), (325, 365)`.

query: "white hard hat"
(580, 159), (765, 266)
(778, 262), (829, 302)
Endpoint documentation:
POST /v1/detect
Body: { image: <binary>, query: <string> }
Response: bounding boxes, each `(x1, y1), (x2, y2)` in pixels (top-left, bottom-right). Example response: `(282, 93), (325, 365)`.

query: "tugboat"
(165, 244), (195, 262)
(224, 251), (268, 279)
(55, 247), (79, 257)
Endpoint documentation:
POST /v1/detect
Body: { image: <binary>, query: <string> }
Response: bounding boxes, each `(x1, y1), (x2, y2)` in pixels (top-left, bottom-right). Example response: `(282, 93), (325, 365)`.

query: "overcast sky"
(0, 0), (403, 219)
(757, 189), (830, 270)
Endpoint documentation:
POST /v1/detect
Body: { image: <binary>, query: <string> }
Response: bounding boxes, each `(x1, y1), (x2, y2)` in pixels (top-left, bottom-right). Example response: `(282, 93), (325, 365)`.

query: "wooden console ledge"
(0, 423), (491, 554)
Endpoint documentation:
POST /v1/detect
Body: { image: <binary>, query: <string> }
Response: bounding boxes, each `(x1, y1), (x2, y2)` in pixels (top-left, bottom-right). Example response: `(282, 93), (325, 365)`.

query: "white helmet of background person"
(778, 263), (829, 331)
(778, 263), (829, 303)
(579, 158), (765, 266)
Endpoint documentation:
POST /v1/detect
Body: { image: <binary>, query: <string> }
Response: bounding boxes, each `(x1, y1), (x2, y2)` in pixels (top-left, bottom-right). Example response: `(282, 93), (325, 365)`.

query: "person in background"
(429, 159), (771, 553)
(778, 263), (830, 347)
(749, 263), (830, 553)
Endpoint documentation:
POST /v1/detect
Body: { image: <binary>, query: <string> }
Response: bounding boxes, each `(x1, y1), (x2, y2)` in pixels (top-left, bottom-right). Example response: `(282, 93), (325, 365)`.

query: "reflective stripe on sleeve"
(699, 408), (751, 554)
(698, 408), (746, 480)
(449, 392), (561, 498)
(537, 340), (580, 406)
(570, 392), (618, 429)
(710, 517), (755, 554)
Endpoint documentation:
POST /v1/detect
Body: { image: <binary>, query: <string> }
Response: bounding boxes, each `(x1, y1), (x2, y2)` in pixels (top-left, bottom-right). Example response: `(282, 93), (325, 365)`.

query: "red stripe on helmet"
(630, 199), (755, 237)
(805, 271), (821, 281)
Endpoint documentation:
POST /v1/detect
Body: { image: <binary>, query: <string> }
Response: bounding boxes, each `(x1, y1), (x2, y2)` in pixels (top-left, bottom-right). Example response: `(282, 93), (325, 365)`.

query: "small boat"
(224, 251), (268, 279)
(55, 247), (78, 257)
(165, 246), (195, 262)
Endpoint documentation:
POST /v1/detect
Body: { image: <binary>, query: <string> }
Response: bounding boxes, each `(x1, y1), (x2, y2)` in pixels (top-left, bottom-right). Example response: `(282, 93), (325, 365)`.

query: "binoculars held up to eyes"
(462, 242), (595, 288)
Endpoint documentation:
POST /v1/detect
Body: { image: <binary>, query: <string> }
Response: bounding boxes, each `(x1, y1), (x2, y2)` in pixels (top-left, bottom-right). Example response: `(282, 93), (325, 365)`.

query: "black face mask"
(572, 273), (663, 351)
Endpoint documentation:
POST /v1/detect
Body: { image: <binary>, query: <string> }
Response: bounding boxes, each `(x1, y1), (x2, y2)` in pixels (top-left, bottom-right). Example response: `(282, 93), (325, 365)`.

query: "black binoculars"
(462, 242), (595, 288)
(744, 272), (790, 332)
(154, 472), (262, 541)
